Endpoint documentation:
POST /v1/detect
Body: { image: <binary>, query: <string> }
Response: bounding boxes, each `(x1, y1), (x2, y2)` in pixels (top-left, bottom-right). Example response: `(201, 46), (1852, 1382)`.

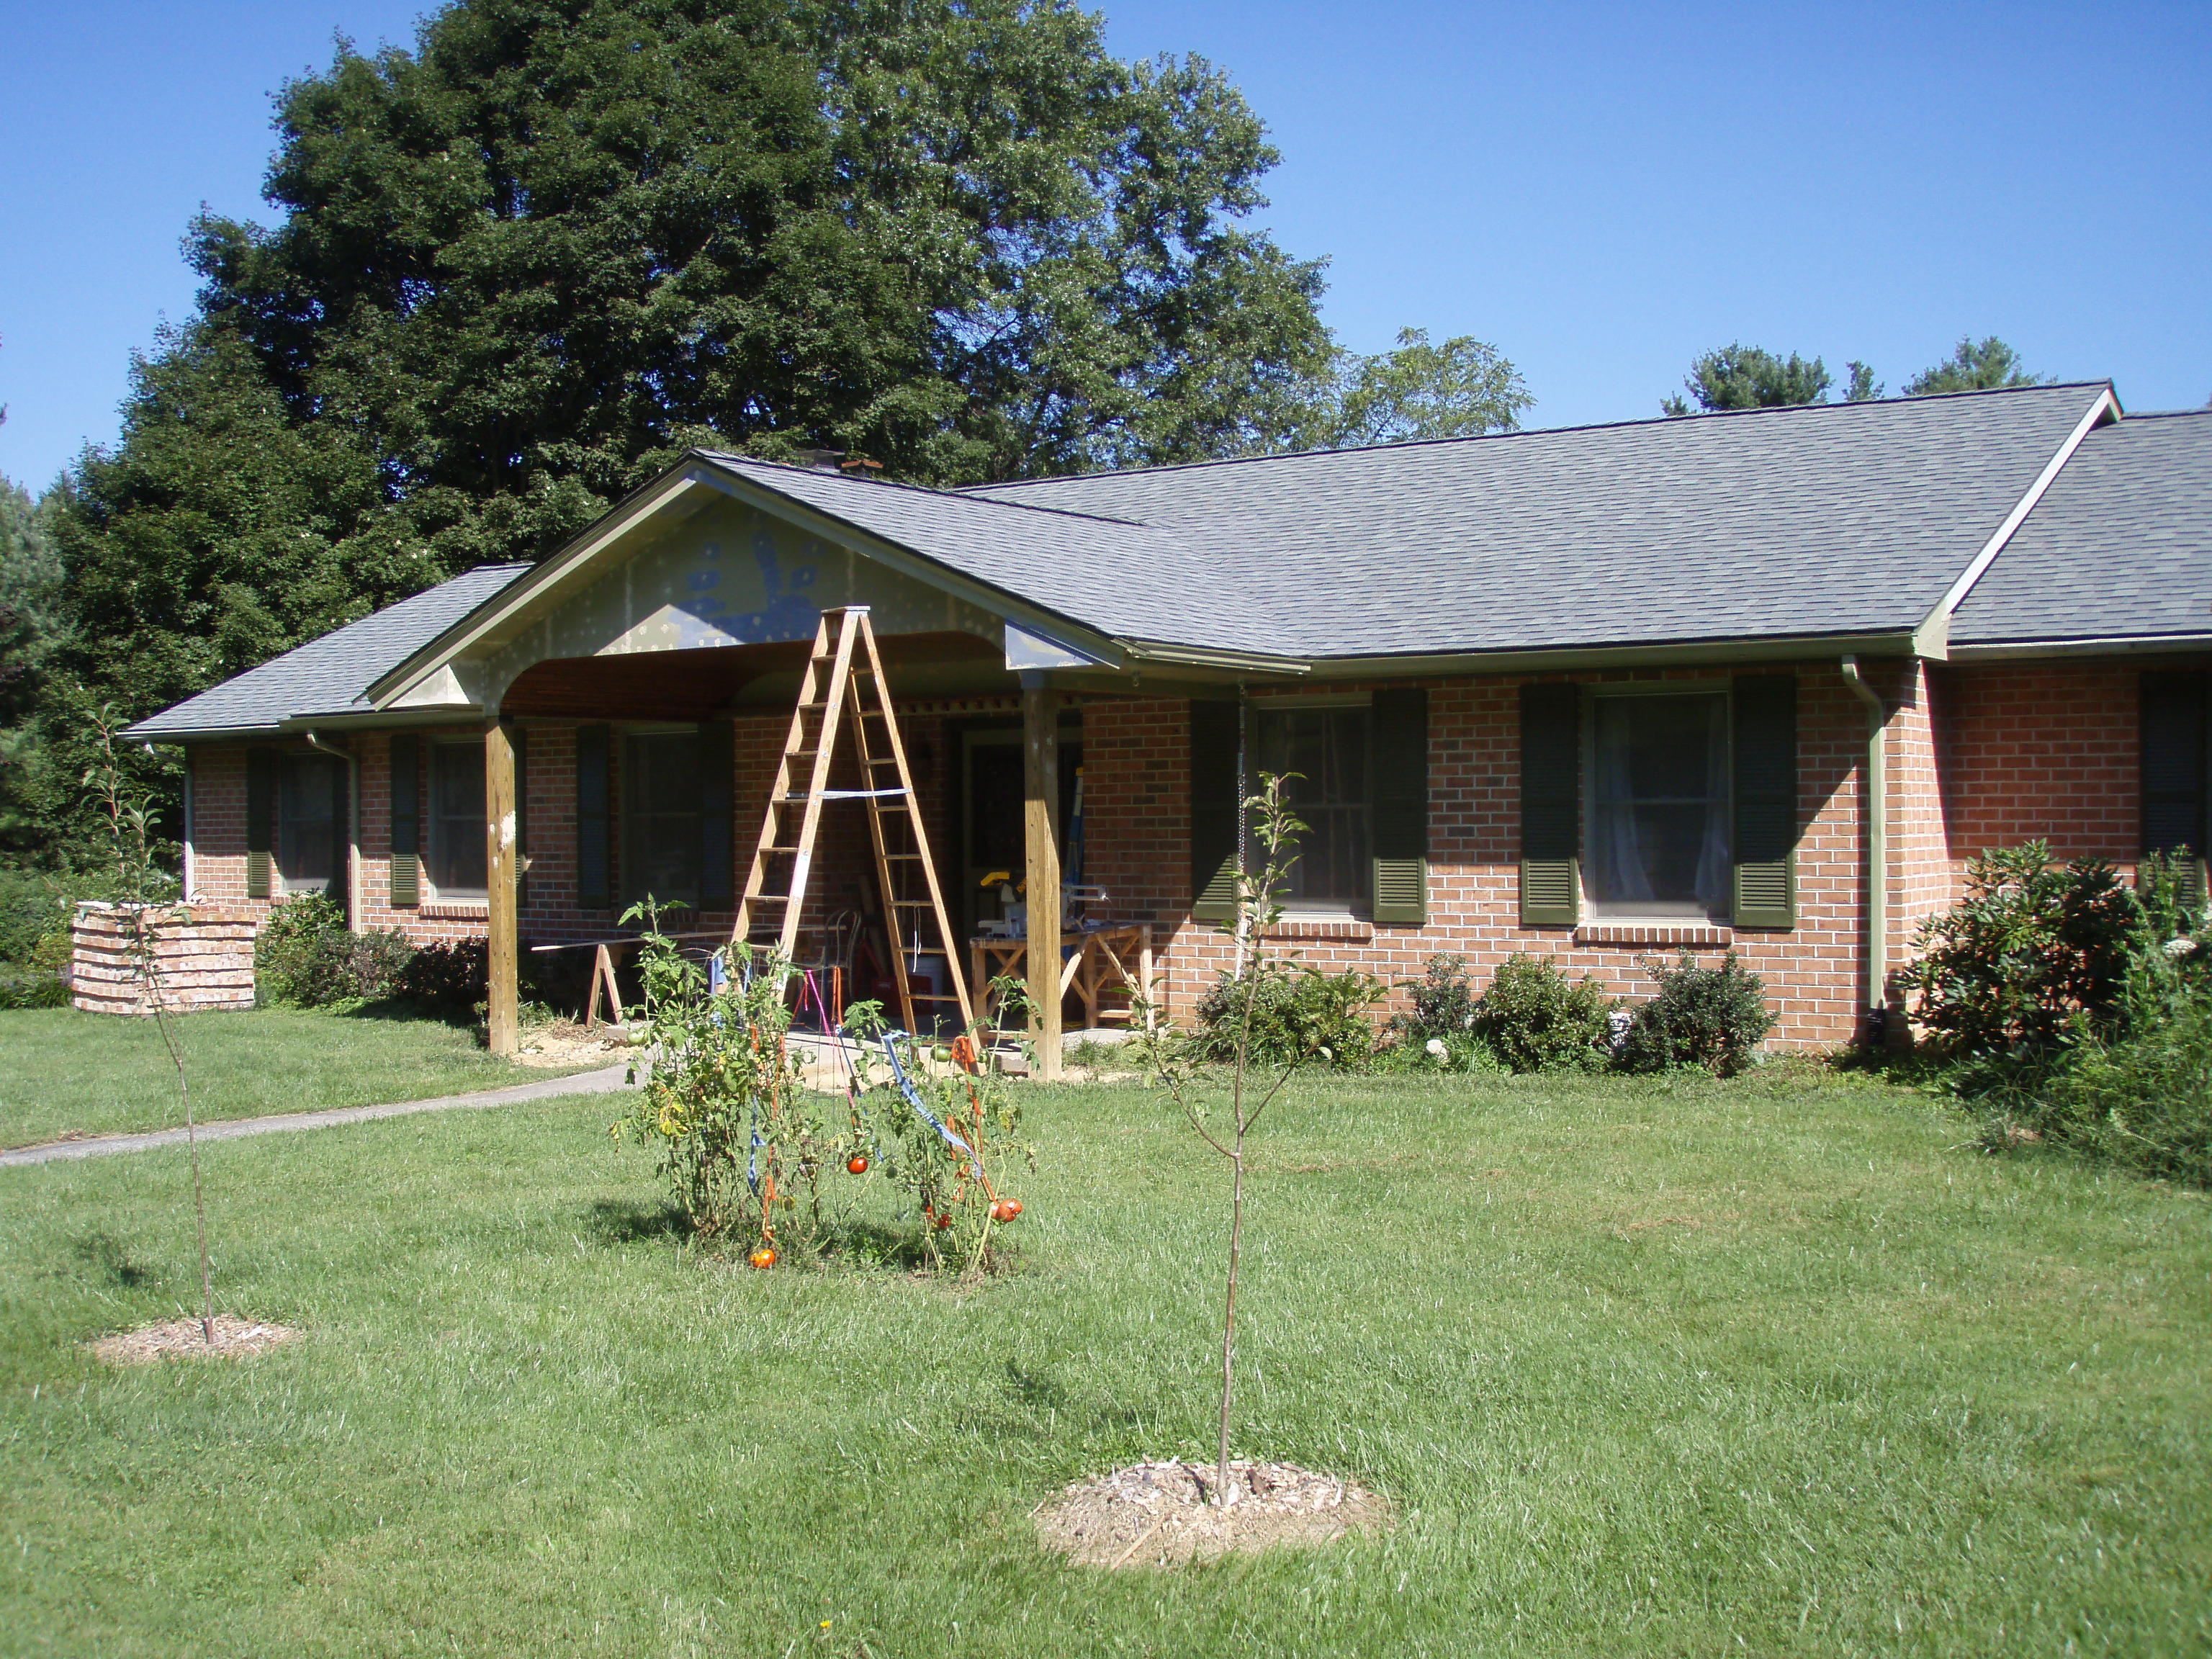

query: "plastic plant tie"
(879, 1032), (981, 1170)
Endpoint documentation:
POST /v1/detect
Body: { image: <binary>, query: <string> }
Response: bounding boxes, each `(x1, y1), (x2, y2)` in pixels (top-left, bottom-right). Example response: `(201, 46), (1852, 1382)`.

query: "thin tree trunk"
(1217, 1140), (1243, 1501)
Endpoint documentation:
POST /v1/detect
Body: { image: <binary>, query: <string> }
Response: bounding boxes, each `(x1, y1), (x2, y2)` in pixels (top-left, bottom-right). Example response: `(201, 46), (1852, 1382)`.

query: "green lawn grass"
(0, 1006), (583, 1147)
(2, 1064), (2206, 1655)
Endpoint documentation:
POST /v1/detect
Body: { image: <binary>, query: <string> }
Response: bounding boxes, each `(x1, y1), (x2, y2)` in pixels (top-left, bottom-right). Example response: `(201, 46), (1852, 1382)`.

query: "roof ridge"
(963, 381), (2118, 494)
(700, 451), (1155, 527)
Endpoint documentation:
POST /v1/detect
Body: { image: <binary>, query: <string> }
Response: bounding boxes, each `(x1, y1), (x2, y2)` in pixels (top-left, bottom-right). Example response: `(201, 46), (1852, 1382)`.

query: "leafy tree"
(1662, 343), (1837, 415)
(1903, 336), (2043, 395)
(1843, 360), (1884, 402)
(0, 475), (67, 863)
(1315, 328), (1532, 447)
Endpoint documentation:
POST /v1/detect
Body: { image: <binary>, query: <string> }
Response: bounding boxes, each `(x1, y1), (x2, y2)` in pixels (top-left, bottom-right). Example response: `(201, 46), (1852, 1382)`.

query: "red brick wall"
(179, 657), (2167, 1051)
(1110, 667), (1871, 1046)
(1934, 661), (2146, 873)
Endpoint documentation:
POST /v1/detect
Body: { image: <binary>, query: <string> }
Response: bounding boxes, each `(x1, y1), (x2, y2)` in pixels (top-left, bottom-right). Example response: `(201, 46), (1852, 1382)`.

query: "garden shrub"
(255, 894), (413, 1007)
(1193, 964), (1386, 1069)
(1905, 842), (2138, 1057)
(1390, 953), (1477, 1043)
(1613, 950), (1775, 1076)
(1992, 1000), (2212, 1189)
(1474, 953), (1613, 1073)
(393, 938), (488, 1018)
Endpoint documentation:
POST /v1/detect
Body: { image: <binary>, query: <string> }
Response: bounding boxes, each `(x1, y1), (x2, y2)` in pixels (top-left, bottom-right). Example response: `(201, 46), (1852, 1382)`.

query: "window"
(1254, 704), (1370, 909)
(426, 740), (487, 898)
(1586, 692), (1730, 918)
(623, 730), (702, 907)
(276, 755), (344, 896)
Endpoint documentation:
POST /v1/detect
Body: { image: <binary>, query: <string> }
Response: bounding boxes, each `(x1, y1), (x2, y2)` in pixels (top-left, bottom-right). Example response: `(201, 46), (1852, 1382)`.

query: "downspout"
(1838, 660), (1887, 1039)
(305, 732), (361, 933)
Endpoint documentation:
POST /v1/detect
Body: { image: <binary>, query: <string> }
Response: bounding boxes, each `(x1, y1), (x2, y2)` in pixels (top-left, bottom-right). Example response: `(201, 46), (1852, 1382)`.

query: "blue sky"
(1, 1), (2206, 493)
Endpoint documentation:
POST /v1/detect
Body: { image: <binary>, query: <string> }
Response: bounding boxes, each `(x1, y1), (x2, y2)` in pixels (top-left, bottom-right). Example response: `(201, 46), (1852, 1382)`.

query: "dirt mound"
(515, 1020), (637, 1068)
(1036, 1459), (1387, 1568)
(87, 1316), (299, 1364)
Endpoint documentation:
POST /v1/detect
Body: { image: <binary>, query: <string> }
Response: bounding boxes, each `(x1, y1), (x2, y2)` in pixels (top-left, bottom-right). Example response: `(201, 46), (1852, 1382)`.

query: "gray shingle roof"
(125, 565), (532, 737)
(1951, 408), (2212, 646)
(958, 384), (2114, 657)
(139, 383), (2182, 742)
(696, 454), (1252, 649)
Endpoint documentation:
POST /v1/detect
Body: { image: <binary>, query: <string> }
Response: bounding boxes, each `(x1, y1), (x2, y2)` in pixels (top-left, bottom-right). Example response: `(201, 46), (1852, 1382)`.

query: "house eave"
(1290, 629), (1926, 680)
(1946, 633), (2212, 662)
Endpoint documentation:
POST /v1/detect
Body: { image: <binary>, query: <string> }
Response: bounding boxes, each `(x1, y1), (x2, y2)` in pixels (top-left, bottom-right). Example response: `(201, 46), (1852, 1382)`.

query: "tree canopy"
(10, 0), (1527, 867)
(1660, 343), (1878, 415)
(1903, 336), (2043, 395)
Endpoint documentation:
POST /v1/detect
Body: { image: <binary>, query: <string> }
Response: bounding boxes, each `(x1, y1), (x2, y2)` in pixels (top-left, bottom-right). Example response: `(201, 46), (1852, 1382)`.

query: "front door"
(958, 721), (1082, 942)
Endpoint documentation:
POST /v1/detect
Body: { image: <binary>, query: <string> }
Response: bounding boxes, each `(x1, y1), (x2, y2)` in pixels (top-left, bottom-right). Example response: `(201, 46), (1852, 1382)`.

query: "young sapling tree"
(88, 706), (215, 1345)
(1134, 771), (1318, 1506)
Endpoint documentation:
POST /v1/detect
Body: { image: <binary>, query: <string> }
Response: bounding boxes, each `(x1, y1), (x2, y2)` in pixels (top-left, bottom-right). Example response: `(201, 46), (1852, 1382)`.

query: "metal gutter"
(1946, 634), (2212, 662)
(1292, 630), (1923, 680)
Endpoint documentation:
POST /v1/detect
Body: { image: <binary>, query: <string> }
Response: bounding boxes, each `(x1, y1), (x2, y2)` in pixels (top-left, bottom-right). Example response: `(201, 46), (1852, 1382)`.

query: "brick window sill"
(418, 900), (490, 920)
(1259, 917), (1374, 942)
(1574, 922), (1732, 948)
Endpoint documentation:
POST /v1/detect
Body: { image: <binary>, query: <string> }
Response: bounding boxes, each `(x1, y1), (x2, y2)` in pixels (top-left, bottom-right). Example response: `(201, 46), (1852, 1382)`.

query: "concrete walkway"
(0, 1062), (638, 1169)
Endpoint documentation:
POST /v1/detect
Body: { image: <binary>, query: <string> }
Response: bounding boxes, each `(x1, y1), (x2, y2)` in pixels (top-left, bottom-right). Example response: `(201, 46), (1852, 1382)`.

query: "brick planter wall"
(71, 903), (258, 1015)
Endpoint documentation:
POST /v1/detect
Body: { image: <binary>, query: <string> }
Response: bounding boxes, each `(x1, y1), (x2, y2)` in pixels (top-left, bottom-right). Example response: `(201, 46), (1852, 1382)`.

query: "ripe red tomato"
(933, 1211), (954, 1231)
(847, 1156), (869, 1175)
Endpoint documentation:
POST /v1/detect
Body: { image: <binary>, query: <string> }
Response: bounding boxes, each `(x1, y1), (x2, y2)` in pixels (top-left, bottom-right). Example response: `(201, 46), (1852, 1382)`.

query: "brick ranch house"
(127, 384), (2211, 1074)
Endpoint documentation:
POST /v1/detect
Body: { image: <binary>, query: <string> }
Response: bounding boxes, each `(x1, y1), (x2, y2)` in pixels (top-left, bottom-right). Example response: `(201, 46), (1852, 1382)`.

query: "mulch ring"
(87, 1316), (299, 1365)
(1036, 1460), (1388, 1568)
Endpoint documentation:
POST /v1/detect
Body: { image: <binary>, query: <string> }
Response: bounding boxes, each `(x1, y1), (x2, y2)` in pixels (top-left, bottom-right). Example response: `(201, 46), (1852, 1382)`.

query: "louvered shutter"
(1731, 675), (1799, 929)
(2142, 672), (2208, 900)
(1519, 683), (1579, 926)
(577, 724), (611, 911)
(1370, 688), (1428, 925)
(2141, 673), (2207, 855)
(246, 750), (276, 899)
(388, 734), (420, 906)
(1189, 700), (1242, 923)
(700, 718), (735, 907)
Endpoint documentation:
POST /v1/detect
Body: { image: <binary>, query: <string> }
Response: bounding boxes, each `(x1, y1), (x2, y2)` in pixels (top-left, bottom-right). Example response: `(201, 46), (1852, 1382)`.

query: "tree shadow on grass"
(583, 1197), (693, 1246)
(72, 1230), (153, 1289)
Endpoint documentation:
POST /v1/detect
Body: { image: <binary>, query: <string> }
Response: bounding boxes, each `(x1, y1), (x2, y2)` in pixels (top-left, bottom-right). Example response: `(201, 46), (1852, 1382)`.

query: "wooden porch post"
(1022, 676), (1063, 1081)
(485, 716), (520, 1057)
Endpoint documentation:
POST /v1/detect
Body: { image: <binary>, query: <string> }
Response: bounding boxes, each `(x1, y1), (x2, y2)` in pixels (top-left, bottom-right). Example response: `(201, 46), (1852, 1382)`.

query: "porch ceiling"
(499, 629), (1009, 722)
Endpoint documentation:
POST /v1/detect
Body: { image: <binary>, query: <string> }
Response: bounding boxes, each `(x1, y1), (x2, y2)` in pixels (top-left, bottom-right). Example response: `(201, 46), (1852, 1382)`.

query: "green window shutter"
(1731, 675), (1799, 930)
(2141, 672), (2208, 902)
(387, 734), (420, 907)
(577, 725), (611, 910)
(1189, 699), (1242, 923)
(699, 718), (735, 907)
(246, 749), (275, 899)
(1370, 687), (1429, 925)
(1519, 683), (1579, 927)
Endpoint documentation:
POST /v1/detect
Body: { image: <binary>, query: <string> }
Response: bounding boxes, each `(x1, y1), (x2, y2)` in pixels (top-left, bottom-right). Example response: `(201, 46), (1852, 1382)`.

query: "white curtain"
(1593, 696), (1730, 914)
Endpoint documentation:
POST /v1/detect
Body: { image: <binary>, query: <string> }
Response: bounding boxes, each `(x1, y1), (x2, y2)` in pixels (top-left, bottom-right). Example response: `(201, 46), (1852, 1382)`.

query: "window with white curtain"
(1252, 703), (1370, 909)
(1587, 693), (1731, 918)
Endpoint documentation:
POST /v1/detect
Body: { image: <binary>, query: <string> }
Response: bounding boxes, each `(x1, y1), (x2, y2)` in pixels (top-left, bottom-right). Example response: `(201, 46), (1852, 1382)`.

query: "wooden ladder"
(732, 606), (974, 1035)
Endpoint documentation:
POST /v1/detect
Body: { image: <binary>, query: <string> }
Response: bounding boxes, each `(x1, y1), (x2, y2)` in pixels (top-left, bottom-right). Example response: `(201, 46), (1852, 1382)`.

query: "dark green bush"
(395, 938), (490, 1019)
(1614, 950), (1775, 1076)
(1475, 953), (1613, 1073)
(256, 894), (413, 1007)
(1193, 964), (1386, 1069)
(1390, 953), (1477, 1043)
(0, 966), (70, 1010)
(1905, 842), (2138, 1057)
(0, 869), (66, 966)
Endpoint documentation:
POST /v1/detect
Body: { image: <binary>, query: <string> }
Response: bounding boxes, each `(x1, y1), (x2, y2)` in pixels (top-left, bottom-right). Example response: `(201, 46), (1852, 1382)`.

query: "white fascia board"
(1297, 630), (1921, 680)
(688, 462), (1128, 672)
(1911, 386), (2121, 660)
(367, 467), (709, 706)
(1118, 637), (1310, 675)
(1004, 620), (1112, 671)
